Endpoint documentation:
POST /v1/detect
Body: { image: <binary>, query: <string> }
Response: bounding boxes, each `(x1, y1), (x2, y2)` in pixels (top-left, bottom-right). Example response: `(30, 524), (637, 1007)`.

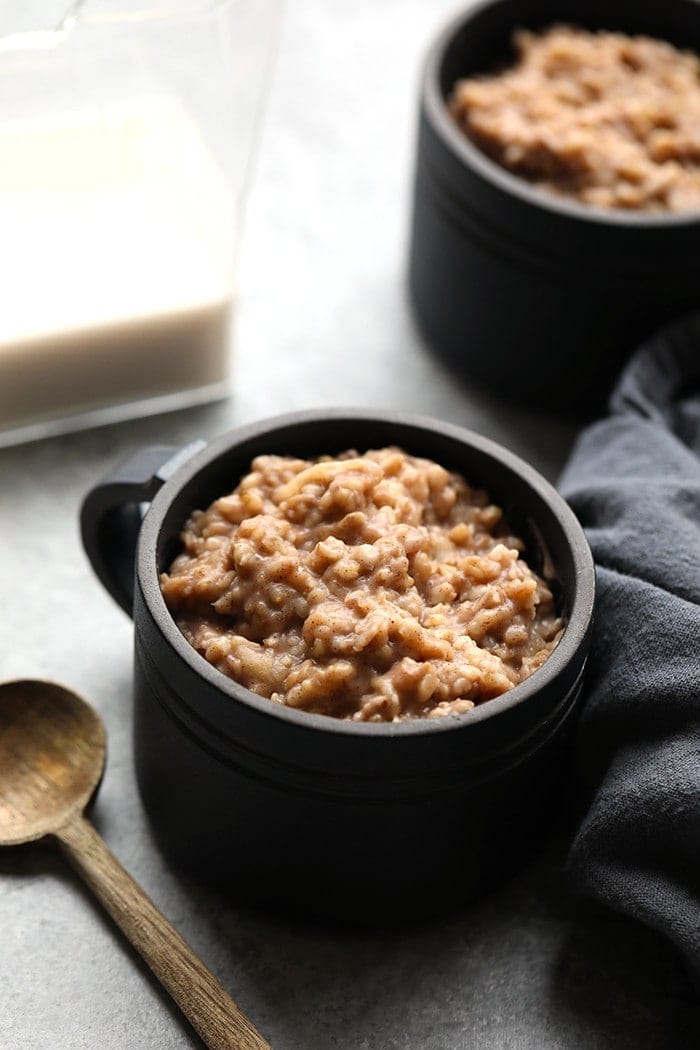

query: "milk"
(0, 97), (236, 442)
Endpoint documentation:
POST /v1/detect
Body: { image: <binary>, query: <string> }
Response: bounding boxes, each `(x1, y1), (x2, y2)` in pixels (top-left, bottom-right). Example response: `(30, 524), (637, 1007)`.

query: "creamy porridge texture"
(450, 26), (700, 212)
(160, 448), (563, 721)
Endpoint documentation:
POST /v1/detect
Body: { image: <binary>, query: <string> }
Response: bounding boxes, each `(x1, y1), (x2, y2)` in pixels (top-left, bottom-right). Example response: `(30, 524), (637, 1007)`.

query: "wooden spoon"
(0, 679), (270, 1050)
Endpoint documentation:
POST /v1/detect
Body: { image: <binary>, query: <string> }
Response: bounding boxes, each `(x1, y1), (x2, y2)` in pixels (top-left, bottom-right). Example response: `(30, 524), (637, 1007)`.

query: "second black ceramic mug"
(409, 0), (700, 414)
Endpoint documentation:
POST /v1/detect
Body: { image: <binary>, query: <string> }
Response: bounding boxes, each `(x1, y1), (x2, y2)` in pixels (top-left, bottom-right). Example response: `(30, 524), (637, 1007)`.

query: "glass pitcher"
(0, 0), (282, 446)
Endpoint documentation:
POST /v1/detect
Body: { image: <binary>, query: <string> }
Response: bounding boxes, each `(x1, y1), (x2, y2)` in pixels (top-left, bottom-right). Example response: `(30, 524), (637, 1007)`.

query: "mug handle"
(80, 442), (206, 617)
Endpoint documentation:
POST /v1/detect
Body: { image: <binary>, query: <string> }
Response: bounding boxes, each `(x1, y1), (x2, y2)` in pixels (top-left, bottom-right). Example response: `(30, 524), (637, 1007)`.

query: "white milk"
(0, 96), (236, 440)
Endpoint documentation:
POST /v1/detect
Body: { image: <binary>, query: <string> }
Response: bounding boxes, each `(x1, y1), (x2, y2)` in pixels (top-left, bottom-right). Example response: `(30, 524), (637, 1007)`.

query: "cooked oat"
(160, 448), (563, 722)
(450, 25), (700, 212)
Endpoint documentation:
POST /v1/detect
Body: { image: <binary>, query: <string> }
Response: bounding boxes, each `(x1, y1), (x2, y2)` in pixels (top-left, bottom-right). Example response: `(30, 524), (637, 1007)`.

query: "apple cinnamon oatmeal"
(450, 26), (700, 212)
(160, 448), (564, 722)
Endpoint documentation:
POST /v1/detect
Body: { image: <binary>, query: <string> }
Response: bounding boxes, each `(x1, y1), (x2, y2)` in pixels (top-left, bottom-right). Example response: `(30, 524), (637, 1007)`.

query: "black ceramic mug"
(81, 410), (594, 920)
(409, 0), (700, 415)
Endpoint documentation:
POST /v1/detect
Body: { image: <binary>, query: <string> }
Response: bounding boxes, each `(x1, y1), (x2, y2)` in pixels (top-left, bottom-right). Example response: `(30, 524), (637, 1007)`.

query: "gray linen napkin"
(558, 315), (700, 981)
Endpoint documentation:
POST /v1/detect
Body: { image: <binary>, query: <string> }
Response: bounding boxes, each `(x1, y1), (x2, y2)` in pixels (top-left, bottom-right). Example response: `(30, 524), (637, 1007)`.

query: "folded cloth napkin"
(558, 315), (700, 982)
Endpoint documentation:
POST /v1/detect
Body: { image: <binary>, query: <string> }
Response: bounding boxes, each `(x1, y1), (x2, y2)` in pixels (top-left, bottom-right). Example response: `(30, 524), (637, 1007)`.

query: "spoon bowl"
(0, 679), (104, 846)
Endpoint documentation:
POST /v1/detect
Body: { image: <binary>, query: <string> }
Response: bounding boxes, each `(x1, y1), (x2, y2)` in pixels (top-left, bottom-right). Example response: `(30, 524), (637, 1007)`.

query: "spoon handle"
(55, 815), (271, 1050)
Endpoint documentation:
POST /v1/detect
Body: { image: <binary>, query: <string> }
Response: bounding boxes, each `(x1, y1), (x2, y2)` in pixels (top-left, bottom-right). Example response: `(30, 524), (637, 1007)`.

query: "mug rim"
(137, 407), (595, 739)
(423, 0), (700, 231)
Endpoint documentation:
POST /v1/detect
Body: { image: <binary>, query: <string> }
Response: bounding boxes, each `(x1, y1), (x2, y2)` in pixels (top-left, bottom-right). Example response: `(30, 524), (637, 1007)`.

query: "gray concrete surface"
(0, 2), (697, 1047)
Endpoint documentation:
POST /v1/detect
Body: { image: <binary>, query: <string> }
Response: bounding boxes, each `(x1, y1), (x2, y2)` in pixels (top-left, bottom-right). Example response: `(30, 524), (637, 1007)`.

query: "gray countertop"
(0, 2), (697, 1047)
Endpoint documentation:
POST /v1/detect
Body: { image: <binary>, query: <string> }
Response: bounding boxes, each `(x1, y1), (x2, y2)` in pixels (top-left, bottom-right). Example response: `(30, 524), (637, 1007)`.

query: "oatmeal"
(160, 448), (563, 722)
(450, 25), (700, 212)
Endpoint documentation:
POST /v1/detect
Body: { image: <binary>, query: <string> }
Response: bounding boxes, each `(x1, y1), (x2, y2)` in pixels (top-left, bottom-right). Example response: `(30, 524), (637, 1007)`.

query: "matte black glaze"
(81, 410), (595, 920)
(408, 0), (700, 415)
